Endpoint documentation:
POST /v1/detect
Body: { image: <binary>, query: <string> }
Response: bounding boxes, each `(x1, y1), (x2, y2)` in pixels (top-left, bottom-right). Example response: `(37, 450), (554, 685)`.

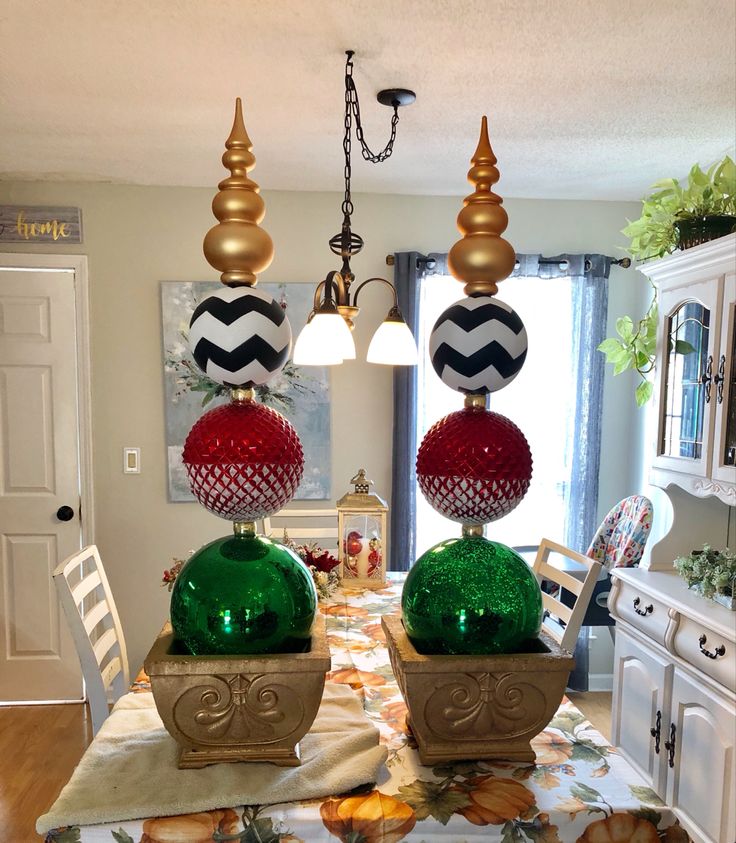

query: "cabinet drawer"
(613, 581), (670, 645)
(673, 615), (735, 693)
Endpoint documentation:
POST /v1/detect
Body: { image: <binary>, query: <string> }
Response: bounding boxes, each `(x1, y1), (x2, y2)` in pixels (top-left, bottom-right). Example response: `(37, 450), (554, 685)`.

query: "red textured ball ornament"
(345, 537), (363, 556)
(183, 401), (304, 521)
(416, 407), (532, 525)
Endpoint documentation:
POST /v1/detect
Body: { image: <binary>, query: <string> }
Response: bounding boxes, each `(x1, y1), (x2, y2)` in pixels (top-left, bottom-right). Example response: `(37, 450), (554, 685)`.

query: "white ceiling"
(1, 0), (734, 199)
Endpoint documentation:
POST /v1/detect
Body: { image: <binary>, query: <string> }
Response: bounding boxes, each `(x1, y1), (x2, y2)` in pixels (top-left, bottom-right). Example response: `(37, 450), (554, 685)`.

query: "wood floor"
(567, 691), (613, 742)
(0, 702), (92, 842)
(1, 692), (612, 841)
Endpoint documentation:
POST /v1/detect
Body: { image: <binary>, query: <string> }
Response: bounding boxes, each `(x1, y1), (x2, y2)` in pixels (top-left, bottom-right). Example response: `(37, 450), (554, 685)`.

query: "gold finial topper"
(337, 468), (388, 509)
(203, 98), (274, 286)
(447, 116), (516, 297)
(350, 468), (372, 494)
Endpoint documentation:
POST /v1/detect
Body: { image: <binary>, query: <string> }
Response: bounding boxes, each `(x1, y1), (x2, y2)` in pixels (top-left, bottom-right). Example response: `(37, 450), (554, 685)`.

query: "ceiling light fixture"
(293, 51), (418, 367)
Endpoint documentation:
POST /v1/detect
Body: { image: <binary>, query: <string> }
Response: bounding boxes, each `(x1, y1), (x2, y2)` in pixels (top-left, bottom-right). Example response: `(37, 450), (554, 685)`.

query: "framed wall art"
(161, 281), (331, 502)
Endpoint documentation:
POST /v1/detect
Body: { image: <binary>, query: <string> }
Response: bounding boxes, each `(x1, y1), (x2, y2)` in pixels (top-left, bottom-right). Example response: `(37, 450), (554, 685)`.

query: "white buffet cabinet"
(609, 568), (736, 843)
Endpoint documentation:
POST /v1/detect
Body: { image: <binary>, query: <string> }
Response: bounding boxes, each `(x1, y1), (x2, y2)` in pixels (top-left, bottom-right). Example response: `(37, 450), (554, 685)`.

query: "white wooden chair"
(52, 545), (129, 734)
(261, 508), (339, 551)
(532, 538), (602, 652)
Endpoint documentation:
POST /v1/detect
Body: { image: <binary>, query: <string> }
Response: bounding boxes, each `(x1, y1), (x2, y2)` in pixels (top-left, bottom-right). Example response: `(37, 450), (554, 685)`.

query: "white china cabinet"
(609, 570), (735, 843)
(648, 234), (735, 506)
(610, 234), (736, 843)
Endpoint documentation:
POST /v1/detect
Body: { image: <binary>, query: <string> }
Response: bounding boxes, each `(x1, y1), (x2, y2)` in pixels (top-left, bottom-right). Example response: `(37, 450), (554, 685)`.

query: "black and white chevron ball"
(188, 287), (292, 387)
(429, 296), (528, 394)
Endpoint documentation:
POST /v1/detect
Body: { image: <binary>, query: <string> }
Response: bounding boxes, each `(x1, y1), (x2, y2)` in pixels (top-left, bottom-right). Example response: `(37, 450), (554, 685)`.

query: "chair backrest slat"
(262, 508), (339, 546)
(83, 598), (110, 636)
(53, 545), (129, 735)
(100, 655), (123, 691)
(532, 538), (602, 651)
(537, 561), (584, 596)
(92, 626), (118, 667)
(542, 592), (573, 624)
(71, 569), (102, 606)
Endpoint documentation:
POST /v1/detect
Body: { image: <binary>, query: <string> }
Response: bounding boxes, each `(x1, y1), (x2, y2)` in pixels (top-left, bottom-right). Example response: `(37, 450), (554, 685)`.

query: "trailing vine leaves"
(598, 295), (658, 406)
(598, 293), (696, 406)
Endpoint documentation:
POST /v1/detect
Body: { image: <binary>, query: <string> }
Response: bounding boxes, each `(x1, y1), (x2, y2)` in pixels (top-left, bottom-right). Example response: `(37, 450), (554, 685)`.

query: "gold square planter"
(145, 614), (331, 769)
(382, 615), (575, 765)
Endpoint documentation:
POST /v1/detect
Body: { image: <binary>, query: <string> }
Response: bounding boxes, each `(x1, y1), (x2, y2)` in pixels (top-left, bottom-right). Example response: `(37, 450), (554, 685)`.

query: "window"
(415, 274), (575, 555)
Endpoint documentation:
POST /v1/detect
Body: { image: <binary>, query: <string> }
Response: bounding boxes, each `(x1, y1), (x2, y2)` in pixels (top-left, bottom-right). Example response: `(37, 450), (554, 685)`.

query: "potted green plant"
(623, 156), (736, 261)
(599, 156), (736, 405)
(674, 544), (736, 610)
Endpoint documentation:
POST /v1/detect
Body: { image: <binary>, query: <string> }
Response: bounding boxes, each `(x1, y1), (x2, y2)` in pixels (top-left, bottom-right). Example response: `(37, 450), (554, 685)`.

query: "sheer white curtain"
(415, 274), (575, 555)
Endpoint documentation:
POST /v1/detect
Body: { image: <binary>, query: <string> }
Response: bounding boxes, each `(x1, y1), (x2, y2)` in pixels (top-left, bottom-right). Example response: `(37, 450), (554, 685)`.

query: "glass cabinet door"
(655, 275), (721, 478)
(660, 299), (710, 461)
(713, 279), (736, 484)
(722, 319), (735, 466)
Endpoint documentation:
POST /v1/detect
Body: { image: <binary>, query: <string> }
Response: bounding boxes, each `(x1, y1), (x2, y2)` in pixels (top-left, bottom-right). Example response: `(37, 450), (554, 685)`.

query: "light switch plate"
(123, 447), (141, 474)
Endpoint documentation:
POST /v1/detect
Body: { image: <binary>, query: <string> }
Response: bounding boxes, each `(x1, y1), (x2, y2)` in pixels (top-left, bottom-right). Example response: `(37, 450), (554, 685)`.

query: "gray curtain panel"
(389, 252), (448, 571)
(565, 254), (611, 553)
(389, 252), (423, 571)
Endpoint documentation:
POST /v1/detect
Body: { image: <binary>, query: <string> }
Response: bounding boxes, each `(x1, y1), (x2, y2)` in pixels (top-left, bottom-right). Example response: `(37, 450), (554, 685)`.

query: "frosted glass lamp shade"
(367, 317), (419, 365)
(293, 318), (343, 366)
(319, 311), (356, 360)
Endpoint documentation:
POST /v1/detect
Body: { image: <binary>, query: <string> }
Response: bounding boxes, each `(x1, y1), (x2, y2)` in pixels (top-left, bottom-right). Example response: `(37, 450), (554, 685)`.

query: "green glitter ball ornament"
(170, 533), (317, 655)
(402, 536), (542, 655)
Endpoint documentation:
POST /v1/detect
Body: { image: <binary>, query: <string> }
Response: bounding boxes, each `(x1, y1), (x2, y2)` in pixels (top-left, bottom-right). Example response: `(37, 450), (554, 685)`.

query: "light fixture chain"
(342, 59), (354, 218)
(345, 53), (400, 165)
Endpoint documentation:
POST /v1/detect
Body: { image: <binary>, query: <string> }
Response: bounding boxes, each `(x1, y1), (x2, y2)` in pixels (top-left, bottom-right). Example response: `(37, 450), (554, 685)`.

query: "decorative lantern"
(337, 469), (388, 588)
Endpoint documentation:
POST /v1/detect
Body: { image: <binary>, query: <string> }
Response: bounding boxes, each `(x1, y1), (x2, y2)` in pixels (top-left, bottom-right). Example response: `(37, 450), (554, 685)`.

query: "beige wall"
(0, 181), (645, 673)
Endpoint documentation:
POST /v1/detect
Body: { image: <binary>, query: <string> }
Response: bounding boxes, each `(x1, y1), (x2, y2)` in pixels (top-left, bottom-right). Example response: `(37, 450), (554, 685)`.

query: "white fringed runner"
(37, 683), (387, 835)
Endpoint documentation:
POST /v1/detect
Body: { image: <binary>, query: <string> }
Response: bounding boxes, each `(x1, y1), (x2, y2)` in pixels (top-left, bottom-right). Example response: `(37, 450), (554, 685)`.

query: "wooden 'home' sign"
(0, 206), (83, 244)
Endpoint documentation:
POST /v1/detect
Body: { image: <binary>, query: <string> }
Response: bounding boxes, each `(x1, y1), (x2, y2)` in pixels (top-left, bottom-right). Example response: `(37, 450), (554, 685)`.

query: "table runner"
(37, 683), (387, 834)
(44, 580), (691, 842)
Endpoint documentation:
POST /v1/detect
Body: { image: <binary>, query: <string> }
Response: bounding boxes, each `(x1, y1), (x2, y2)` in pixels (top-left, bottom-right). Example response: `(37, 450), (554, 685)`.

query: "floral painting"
(161, 281), (331, 502)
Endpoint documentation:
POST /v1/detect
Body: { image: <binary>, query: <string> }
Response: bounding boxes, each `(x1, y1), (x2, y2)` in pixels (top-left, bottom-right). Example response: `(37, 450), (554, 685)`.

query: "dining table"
(44, 576), (691, 843)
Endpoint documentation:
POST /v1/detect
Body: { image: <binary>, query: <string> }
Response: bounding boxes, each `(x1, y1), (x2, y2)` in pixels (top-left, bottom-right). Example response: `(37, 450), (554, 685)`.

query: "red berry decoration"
(416, 407), (532, 524)
(183, 400), (303, 521)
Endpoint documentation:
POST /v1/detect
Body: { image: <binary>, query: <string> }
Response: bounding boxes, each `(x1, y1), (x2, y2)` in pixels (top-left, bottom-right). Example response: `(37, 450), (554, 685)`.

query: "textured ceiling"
(0, 0), (734, 199)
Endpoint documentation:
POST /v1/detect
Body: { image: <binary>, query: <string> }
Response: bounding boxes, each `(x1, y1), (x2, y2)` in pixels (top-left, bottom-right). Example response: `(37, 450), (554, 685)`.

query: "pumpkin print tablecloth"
(46, 580), (690, 843)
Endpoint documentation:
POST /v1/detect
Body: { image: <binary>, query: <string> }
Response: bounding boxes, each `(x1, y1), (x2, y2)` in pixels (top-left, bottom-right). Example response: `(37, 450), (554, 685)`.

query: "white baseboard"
(588, 673), (613, 692)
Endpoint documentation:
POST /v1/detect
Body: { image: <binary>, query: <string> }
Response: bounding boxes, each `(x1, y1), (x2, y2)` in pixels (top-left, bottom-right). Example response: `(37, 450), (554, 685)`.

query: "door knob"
(56, 505), (75, 522)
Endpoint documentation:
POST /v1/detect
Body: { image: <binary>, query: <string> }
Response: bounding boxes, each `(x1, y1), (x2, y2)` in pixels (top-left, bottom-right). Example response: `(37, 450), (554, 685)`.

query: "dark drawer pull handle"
(701, 355), (713, 403)
(650, 709), (661, 754)
(699, 634), (726, 660)
(633, 597), (653, 616)
(664, 723), (676, 768)
(714, 354), (725, 404)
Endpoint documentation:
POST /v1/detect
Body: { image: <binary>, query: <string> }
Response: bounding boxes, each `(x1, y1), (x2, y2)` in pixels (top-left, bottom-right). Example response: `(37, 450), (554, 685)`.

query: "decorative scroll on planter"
(382, 615), (574, 764)
(145, 615), (330, 768)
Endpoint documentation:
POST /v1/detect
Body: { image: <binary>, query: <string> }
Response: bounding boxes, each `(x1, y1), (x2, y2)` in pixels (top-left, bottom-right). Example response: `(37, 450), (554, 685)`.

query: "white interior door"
(0, 260), (88, 701)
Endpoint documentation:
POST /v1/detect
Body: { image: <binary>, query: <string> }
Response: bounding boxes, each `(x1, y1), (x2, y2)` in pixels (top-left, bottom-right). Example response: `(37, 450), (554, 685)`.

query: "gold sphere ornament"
(203, 98), (274, 287)
(447, 116), (516, 297)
